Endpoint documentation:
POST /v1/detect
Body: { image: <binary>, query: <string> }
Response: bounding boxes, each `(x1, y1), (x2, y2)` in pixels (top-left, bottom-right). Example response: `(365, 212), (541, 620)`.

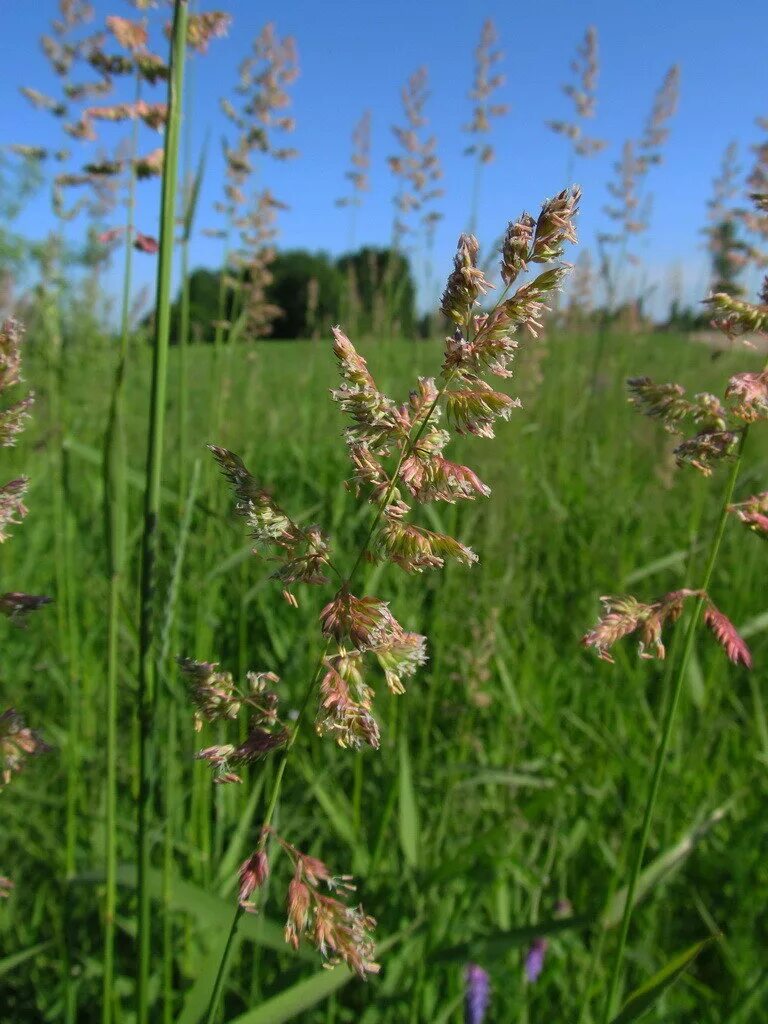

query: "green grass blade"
(224, 964), (353, 1024)
(431, 914), (589, 963)
(623, 548), (693, 585)
(0, 940), (53, 978)
(74, 864), (309, 959)
(178, 940), (240, 1024)
(222, 929), (409, 1024)
(609, 936), (715, 1024)
(181, 137), (208, 243)
(738, 608), (768, 638)
(297, 758), (362, 859)
(397, 732), (419, 870)
(601, 802), (732, 929)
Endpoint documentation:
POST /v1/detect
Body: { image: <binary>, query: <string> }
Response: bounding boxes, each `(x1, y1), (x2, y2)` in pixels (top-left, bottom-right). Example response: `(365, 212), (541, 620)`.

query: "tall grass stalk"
(102, 69), (141, 1024)
(136, 3), (188, 1018)
(600, 423), (754, 1021)
(39, 235), (80, 1024)
(177, 63), (206, 501)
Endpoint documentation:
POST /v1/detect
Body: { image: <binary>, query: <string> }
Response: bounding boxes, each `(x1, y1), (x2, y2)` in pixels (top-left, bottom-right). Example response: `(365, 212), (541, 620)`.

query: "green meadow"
(2, 329), (767, 1021)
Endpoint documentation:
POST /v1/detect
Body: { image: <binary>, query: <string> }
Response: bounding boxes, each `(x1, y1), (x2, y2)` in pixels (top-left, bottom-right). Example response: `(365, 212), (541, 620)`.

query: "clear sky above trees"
(3, 0), (768, 316)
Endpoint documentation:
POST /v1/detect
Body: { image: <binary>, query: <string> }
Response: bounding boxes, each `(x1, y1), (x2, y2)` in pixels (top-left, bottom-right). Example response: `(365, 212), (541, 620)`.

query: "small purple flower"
(464, 963), (490, 1024)
(524, 937), (548, 983)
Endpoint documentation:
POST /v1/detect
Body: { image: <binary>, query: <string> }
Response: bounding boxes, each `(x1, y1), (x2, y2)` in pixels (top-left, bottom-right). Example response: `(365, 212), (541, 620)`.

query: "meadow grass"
(1, 328), (767, 1021)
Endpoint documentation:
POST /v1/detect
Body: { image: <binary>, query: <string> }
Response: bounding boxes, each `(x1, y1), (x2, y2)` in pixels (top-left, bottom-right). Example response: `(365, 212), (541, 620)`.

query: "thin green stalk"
(177, 51), (201, 500)
(136, 5), (188, 1021)
(102, 68), (141, 1024)
(178, 219), (191, 496)
(40, 235), (78, 1024)
(162, 707), (178, 1024)
(600, 428), (749, 1022)
(467, 151), (483, 236)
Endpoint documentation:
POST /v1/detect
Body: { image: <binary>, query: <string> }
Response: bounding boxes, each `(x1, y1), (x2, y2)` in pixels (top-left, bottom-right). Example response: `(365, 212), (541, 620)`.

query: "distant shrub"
(268, 249), (343, 339)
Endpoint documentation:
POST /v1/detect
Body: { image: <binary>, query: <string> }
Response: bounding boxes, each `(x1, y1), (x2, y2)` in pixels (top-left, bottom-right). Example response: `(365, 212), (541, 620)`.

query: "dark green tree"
(169, 267), (231, 342)
(709, 218), (746, 297)
(268, 250), (343, 338)
(336, 246), (416, 337)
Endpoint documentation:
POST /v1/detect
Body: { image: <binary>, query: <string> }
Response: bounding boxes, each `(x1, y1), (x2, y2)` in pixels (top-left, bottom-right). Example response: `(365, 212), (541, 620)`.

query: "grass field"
(2, 328), (767, 1022)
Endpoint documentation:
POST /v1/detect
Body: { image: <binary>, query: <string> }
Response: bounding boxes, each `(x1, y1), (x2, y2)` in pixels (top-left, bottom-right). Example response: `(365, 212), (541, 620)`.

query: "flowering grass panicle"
(463, 20), (507, 167)
(0, 320), (49, 623)
(192, 189), (579, 992)
(547, 26), (606, 160)
(20, 1), (227, 241)
(235, 826), (378, 977)
(178, 657), (288, 782)
(388, 67), (444, 245)
(736, 117), (768, 266)
(728, 491), (768, 539)
(583, 589), (751, 666)
(336, 110), (372, 210)
(638, 65), (680, 169)
(597, 65), (679, 314)
(0, 709), (50, 789)
(704, 142), (748, 296)
(211, 22), (299, 336)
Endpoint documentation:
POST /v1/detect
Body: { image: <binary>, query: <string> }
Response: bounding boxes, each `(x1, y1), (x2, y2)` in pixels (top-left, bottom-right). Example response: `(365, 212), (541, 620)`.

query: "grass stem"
(136, 5), (188, 1019)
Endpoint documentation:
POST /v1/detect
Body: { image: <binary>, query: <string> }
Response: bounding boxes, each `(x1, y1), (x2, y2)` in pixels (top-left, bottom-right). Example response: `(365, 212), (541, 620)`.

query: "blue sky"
(2, 0), (768, 317)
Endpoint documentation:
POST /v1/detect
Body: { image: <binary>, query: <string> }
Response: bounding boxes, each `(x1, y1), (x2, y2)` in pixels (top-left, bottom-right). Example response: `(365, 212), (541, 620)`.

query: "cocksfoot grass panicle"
(189, 186), (580, 1019)
(583, 589), (751, 666)
(703, 142), (748, 296)
(547, 26), (606, 167)
(178, 657), (288, 782)
(735, 117), (768, 267)
(591, 187), (768, 1024)
(0, 319), (49, 623)
(210, 22), (299, 340)
(387, 67), (444, 310)
(0, 709), (50, 790)
(728, 490), (768, 539)
(463, 19), (507, 233)
(336, 110), (372, 243)
(239, 828), (379, 977)
(597, 65), (679, 322)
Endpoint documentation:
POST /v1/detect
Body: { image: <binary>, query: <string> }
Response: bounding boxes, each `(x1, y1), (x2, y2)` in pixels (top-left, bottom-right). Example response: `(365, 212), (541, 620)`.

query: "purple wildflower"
(464, 963), (490, 1024)
(524, 937), (548, 983)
